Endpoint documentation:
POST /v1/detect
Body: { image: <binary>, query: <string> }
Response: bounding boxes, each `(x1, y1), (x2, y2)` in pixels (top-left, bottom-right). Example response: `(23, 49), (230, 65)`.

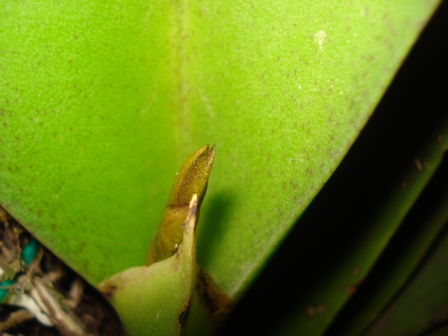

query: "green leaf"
(217, 13), (448, 329)
(426, 324), (448, 336)
(332, 148), (448, 336)
(364, 219), (448, 336)
(0, 0), (180, 285)
(98, 195), (199, 336)
(248, 116), (447, 336)
(0, 0), (440, 303)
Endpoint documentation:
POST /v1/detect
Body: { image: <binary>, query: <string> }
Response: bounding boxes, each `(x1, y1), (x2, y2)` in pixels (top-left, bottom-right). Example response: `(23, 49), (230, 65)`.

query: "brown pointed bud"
(147, 145), (215, 265)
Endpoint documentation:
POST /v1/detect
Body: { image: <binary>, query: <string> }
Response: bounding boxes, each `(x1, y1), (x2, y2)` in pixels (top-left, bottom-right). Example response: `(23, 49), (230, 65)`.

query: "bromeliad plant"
(1, 0), (447, 335)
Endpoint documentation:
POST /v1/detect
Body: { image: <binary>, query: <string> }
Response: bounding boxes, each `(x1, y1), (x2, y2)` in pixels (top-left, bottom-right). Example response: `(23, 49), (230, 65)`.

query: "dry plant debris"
(0, 206), (125, 336)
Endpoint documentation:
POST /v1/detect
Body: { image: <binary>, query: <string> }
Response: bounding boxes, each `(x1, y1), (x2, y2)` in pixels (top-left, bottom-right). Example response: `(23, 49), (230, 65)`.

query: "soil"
(0, 206), (125, 336)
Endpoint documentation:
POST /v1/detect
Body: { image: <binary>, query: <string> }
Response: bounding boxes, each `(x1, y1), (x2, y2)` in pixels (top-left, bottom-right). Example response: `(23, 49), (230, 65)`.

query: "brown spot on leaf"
(431, 307), (448, 326)
(401, 179), (407, 189)
(99, 283), (117, 299)
(346, 286), (357, 295)
(178, 300), (191, 330)
(307, 306), (316, 317)
(346, 277), (364, 295)
(171, 246), (182, 271)
(196, 268), (234, 321)
(414, 157), (423, 171)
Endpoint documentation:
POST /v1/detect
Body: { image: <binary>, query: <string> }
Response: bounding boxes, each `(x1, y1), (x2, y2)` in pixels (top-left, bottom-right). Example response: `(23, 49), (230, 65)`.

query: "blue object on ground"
(21, 239), (40, 266)
(0, 279), (16, 302)
(0, 239), (40, 302)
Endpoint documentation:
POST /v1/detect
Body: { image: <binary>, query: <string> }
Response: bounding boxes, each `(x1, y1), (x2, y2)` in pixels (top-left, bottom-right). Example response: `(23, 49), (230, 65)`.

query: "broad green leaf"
(0, 0), (440, 302)
(190, 1), (440, 296)
(0, 0), (179, 285)
(218, 17), (448, 330)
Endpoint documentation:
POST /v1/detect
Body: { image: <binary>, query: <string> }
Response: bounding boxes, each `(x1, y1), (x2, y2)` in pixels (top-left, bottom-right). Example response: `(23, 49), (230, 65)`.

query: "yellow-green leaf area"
(0, 0), (178, 282)
(0, 0), (440, 297)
